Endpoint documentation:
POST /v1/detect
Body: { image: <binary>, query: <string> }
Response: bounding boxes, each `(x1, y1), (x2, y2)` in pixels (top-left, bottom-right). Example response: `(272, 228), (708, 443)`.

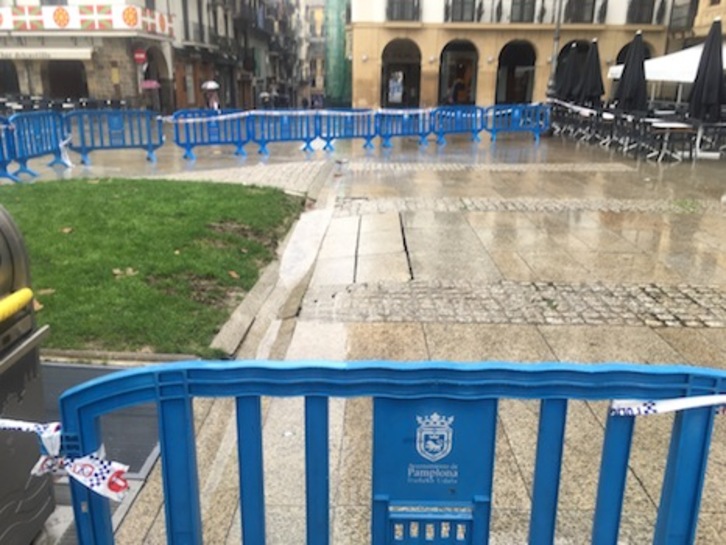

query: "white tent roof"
(607, 43), (726, 83)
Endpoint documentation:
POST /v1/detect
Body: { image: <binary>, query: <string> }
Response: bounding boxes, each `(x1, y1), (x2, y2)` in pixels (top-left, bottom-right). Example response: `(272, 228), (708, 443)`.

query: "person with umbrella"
(201, 80), (220, 110)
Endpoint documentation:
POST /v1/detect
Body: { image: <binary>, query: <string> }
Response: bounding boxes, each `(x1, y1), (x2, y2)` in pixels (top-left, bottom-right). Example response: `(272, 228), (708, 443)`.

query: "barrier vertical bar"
(236, 396), (266, 544)
(529, 399), (568, 545)
(654, 407), (715, 545)
(156, 373), (203, 545)
(305, 396), (330, 545)
(592, 414), (635, 545)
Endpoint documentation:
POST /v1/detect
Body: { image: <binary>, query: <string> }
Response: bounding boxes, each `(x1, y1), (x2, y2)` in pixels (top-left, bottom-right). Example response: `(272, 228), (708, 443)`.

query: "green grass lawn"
(0, 178), (304, 357)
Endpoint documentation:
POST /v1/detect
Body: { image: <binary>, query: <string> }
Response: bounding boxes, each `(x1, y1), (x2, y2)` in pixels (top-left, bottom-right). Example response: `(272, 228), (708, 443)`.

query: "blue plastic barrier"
(486, 103), (551, 142)
(172, 109), (248, 161)
(9, 111), (70, 178)
(60, 360), (726, 545)
(249, 110), (318, 155)
(65, 110), (164, 165)
(317, 109), (377, 150)
(0, 117), (19, 183)
(431, 106), (486, 146)
(376, 109), (432, 148)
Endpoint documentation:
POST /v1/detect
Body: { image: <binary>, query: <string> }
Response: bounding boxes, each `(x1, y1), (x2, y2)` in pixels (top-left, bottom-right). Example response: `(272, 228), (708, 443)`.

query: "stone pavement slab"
(106, 137), (726, 544)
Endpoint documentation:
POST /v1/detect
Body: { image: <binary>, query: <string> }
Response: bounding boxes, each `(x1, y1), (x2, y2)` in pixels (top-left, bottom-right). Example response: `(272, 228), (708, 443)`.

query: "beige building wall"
(693, 0), (726, 37)
(350, 23), (668, 108)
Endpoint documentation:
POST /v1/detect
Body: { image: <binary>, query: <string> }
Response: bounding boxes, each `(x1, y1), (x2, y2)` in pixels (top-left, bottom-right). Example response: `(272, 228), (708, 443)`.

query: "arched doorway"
(0, 61), (20, 96)
(496, 41), (536, 103)
(43, 61), (88, 99)
(381, 39), (421, 108)
(143, 46), (172, 112)
(439, 40), (478, 105)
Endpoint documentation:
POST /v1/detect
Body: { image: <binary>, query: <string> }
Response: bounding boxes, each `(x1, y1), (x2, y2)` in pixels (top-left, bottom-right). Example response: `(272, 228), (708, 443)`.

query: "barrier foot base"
(258, 145), (269, 156)
(302, 143), (314, 153)
(0, 169), (21, 183)
(13, 165), (39, 178)
(323, 142), (334, 152)
(146, 151), (158, 163)
(80, 154), (91, 166)
(48, 156), (71, 169)
(472, 133), (481, 143)
(436, 136), (446, 147)
(183, 149), (196, 161)
(363, 141), (374, 150)
(234, 146), (246, 157)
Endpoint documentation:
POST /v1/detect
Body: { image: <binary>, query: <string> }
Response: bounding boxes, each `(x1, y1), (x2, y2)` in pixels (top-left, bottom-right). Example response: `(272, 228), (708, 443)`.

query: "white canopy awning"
(607, 43), (726, 83)
(0, 48), (93, 61)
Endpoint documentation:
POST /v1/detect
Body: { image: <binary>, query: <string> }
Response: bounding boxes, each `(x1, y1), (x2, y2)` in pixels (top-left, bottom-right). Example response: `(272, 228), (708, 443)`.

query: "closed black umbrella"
(556, 43), (580, 102)
(614, 31), (648, 113)
(688, 18), (726, 122)
(575, 39), (605, 107)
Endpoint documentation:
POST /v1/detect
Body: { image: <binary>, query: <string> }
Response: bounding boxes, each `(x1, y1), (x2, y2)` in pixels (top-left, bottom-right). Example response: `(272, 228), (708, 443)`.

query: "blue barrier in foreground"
(0, 117), (19, 182)
(172, 109), (248, 160)
(65, 110), (164, 165)
(486, 103), (550, 142)
(9, 111), (69, 178)
(376, 109), (432, 148)
(249, 111), (318, 154)
(431, 106), (486, 146)
(60, 360), (724, 544)
(318, 109), (377, 150)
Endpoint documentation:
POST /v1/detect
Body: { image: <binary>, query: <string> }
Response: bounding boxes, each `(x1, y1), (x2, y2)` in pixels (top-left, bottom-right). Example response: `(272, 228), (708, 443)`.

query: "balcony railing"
(0, 4), (173, 36)
(386, 0), (420, 22)
(444, 0), (479, 22)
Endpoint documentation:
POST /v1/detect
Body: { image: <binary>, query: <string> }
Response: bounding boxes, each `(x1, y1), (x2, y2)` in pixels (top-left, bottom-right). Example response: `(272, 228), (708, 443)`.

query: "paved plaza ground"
(28, 133), (726, 544)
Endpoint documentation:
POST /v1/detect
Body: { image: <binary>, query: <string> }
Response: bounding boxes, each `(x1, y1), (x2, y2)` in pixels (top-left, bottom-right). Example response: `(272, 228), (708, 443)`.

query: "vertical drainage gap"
(353, 215), (362, 283)
(399, 212), (414, 281)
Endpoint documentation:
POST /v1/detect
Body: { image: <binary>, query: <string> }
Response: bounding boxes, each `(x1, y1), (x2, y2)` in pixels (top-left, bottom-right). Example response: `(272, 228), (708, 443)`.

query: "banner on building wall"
(0, 6), (172, 36)
(324, 0), (351, 105)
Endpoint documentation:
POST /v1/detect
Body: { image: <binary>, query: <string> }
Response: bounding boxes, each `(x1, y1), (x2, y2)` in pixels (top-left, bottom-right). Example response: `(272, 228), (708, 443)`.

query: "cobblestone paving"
(334, 196), (723, 216)
(152, 160), (330, 194)
(348, 161), (636, 173)
(301, 281), (726, 328)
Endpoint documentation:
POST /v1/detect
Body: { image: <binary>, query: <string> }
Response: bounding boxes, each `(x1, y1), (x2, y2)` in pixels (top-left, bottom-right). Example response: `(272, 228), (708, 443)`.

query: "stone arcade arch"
(496, 40), (536, 104)
(0, 61), (20, 96)
(438, 40), (478, 105)
(381, 39), (422, 108)
(42, 61), (89, 99)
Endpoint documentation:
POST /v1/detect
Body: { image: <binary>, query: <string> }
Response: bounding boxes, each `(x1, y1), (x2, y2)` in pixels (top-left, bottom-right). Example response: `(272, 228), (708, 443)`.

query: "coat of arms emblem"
(416, 413), (454, 462)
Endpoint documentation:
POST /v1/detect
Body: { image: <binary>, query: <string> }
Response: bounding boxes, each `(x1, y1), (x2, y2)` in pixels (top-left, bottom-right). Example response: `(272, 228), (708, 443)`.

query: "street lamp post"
(546, 0), (564, 98)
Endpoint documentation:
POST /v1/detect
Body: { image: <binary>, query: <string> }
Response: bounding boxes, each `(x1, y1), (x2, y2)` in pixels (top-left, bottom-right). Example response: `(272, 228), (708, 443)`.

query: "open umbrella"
(201, 80), (220, 91)
(575, 39), (605, 108)
(614, 30), (648, 113)
(556, 43), (580, 102)
(688, 17), (726, 122)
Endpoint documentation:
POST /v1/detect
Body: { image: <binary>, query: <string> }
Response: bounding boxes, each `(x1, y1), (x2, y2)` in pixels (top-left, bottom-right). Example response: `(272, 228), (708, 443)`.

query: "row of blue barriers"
(0, 104), (550, 181)
(61, 359), (725, 544)
(172, 104), (550, 160)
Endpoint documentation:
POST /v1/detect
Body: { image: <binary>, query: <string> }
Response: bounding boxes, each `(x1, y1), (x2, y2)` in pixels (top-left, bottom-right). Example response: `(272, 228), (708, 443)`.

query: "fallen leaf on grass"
(113, 267), (139, 278)
(33, 299), (43, 312)
(87, 179), (100, 185)
(60, 227), (73, 234)
(37, 288), (56, 296)
(228, 270), (240, 279)
(174, 250), (181, 255)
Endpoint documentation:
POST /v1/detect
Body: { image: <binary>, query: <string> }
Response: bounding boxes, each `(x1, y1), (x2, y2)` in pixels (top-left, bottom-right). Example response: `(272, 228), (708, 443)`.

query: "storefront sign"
(0, 47), (93, 60)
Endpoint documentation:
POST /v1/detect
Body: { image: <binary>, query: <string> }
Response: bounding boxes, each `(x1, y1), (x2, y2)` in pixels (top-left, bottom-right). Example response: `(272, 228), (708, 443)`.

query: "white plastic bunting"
(610, 395), (726, 417)
(0, 417), (129, 502)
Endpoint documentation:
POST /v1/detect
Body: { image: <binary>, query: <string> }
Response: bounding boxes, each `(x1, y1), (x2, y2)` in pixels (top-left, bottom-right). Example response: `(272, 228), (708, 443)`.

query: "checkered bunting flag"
(1, 417), (129, 502)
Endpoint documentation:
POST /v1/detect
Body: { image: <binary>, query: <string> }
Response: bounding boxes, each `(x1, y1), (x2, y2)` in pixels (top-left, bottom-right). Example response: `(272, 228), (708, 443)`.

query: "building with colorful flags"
(0, 0), (301, 113)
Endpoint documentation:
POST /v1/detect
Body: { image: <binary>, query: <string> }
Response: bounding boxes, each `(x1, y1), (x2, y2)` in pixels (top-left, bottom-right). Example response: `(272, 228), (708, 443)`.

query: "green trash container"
(0, 205), (52, 545)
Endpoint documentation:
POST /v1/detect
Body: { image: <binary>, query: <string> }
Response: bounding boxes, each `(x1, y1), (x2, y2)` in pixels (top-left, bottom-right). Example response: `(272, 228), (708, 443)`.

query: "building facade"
(0, 0), (300, 112)
(348, 0), (685, 108)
